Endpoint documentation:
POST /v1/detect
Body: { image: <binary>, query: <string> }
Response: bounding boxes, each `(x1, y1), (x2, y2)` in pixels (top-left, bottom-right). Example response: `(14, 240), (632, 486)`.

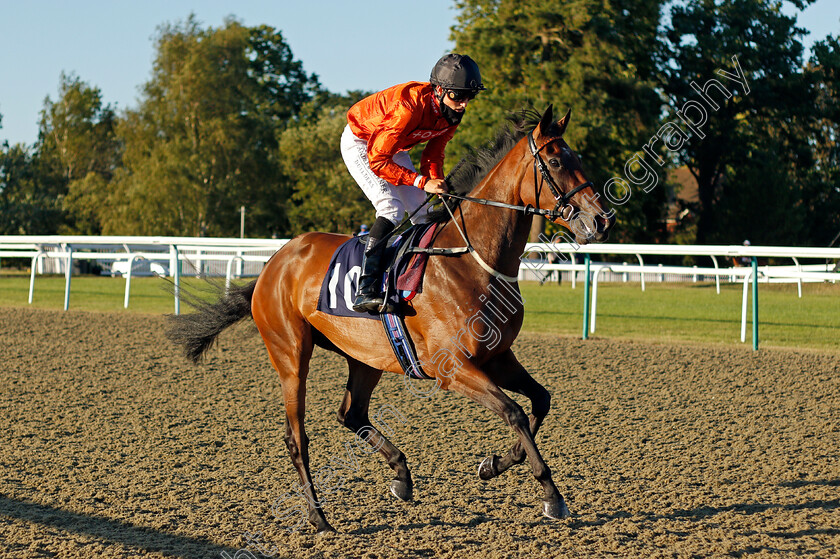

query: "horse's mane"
(428, 108), (554, 223)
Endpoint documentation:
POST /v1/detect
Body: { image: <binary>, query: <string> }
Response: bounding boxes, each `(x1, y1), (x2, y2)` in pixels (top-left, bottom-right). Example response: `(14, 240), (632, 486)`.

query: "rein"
(440, 192), (564, 219)
(424, 128), (596, 283)
(439, 197), (519, 282)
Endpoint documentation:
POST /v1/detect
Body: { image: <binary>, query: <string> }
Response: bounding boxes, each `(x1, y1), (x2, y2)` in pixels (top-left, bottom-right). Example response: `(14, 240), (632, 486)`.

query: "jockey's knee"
(376, 199), (405, 226)
(374, 210), (402, 228)
(368, 216), (397, 242)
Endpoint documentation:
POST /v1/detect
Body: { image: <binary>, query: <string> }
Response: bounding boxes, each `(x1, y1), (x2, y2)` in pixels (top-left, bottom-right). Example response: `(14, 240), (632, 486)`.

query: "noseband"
(527, 131), (593, 218)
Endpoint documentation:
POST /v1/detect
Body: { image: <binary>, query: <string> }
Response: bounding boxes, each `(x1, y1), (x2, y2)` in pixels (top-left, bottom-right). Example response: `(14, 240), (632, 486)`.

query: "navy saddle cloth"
(316, 222), (436, 320)
(316, 223), (437, 380)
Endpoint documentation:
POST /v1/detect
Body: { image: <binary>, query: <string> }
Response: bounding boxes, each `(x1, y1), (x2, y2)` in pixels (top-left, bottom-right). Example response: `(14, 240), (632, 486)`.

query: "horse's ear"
(556, 108), (572, 136)
(538, 104), (554, 136)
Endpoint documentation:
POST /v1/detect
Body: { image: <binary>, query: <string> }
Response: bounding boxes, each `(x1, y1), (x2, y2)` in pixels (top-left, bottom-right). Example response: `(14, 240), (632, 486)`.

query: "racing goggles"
(445, 89), (478, 102)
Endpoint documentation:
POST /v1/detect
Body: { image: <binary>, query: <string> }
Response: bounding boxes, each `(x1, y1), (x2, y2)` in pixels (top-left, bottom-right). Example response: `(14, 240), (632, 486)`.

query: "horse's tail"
(165, 279), (257, 364)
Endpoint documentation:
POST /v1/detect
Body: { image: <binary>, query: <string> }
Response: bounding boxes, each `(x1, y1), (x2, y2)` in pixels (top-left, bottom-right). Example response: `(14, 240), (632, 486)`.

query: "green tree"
(0, 142), (65, 235)
(801, 35), (840, 246)
(37, 73), (121, 234)
(450, 0), (667, 243)
(661, 0), (816, 244)
(279, 93), (374, 235)
(108, 16), (320, 237)
(712, 118), (809, 244)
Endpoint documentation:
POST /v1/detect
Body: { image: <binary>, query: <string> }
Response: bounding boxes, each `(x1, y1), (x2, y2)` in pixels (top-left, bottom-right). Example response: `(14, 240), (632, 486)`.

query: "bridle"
(441, 127), (594, 221)
(527, 130), (594, 220)
(430, 127), (598, 282)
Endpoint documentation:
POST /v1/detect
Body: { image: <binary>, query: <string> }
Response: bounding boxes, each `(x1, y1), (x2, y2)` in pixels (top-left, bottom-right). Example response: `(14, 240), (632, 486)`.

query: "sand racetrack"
(1, 306), (838, 558)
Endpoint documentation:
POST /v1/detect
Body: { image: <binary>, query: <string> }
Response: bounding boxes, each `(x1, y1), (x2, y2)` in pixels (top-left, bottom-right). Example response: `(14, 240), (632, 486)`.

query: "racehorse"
(167, 105), (614, 533)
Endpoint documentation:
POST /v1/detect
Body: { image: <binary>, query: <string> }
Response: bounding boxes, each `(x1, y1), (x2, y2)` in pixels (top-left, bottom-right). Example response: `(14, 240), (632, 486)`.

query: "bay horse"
(167, 105), (614, 533)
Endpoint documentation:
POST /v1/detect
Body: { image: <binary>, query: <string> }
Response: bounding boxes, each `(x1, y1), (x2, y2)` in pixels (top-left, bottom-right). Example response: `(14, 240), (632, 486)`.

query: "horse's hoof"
(478, 455), (499, 480)
(389, 479), (413, 502)
(316, 522), (336, 535)
(542, 497), (571, 520)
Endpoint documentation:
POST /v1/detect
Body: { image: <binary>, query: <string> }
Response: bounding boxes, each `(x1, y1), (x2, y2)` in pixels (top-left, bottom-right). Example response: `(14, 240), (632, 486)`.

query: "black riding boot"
(352, 217), (395, 314)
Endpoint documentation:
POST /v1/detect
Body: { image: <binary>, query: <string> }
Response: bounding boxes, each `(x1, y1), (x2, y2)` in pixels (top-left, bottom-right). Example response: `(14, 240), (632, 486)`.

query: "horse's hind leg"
(478, 350), (551, 481)
(337, 358), (414, 501)
(262, 328), (335, 533)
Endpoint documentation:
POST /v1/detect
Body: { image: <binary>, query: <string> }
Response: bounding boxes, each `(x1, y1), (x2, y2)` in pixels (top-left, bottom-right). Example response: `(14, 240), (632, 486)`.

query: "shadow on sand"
(0, 494), (253, 559)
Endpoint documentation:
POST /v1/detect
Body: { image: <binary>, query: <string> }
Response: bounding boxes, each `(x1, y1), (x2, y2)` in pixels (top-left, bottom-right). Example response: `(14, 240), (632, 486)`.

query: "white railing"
(0, 235), (288, 314)
(518, 242), (838, 349)
(1, 236), (838, 349)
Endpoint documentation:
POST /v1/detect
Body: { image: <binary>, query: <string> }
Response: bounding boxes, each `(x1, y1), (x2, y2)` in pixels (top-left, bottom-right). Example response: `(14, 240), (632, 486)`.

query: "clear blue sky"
(1, 0), (837, 147)
(0, 0), (457, 146)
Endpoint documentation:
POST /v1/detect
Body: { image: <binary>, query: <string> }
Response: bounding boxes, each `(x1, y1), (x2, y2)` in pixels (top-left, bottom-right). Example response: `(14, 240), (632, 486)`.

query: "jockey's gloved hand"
(423, 178), (449, 195)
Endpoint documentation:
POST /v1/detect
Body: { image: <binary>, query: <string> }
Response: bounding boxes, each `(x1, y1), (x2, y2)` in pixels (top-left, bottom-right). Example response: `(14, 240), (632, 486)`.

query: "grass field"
(1, 271), (838, 351)
(521, 280), (840, 351)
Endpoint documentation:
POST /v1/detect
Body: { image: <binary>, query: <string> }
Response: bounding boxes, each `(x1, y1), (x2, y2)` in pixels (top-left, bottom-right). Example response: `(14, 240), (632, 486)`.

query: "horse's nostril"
(599, 214), (615, 232)
(598, 215), (610, 233)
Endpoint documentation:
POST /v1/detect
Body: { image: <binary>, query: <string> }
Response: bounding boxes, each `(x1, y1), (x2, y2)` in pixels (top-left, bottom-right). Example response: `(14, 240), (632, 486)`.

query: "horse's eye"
(549, 158), (561, 168)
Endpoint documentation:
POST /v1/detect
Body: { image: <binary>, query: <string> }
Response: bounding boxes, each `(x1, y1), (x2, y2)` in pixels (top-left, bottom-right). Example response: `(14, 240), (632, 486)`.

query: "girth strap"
(381, 312), (430, 379)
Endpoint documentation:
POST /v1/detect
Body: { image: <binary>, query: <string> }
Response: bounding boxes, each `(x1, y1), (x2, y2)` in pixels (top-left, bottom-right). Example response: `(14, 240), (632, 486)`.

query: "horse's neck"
(441, 147), (533, 278)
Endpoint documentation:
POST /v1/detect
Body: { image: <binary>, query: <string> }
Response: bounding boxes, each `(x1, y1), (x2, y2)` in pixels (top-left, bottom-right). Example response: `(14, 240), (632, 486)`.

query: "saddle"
(384, 222), (440, 301)
(316, 223), (443, 379)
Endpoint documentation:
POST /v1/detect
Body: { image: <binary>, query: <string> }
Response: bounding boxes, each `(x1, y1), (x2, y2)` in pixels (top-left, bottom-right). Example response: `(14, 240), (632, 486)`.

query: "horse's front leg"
(447, 362), (569, 520)
(478, 349), (551, 481)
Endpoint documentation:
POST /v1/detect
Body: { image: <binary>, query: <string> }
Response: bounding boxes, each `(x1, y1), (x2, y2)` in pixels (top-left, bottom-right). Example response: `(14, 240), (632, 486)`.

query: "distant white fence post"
(171, 244), (181, 316)
(226, 255), (245, 294)
(792, 256), (802, 298)
(124, 254), (145, 308)
(28, 250), (45, 304)
(63, 244), (73, 311)
(636, 254), (646, 291)
(710, 255), (721, 293)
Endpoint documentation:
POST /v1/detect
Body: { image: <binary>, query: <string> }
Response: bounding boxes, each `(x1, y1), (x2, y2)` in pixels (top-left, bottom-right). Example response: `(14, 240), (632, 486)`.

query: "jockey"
(341, 53), (484, 313)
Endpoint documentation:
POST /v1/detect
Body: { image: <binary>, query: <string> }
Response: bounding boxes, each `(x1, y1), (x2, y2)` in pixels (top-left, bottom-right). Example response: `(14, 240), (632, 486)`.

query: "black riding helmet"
(430, 54), (485, 92)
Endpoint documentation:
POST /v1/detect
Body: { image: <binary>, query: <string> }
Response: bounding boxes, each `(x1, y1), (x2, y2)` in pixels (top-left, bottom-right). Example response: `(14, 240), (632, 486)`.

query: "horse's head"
(523, 105), (615, 244)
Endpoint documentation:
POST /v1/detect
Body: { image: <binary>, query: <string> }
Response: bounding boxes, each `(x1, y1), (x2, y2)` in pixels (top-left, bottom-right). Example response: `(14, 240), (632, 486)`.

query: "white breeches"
(341, 125), (430, 226)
